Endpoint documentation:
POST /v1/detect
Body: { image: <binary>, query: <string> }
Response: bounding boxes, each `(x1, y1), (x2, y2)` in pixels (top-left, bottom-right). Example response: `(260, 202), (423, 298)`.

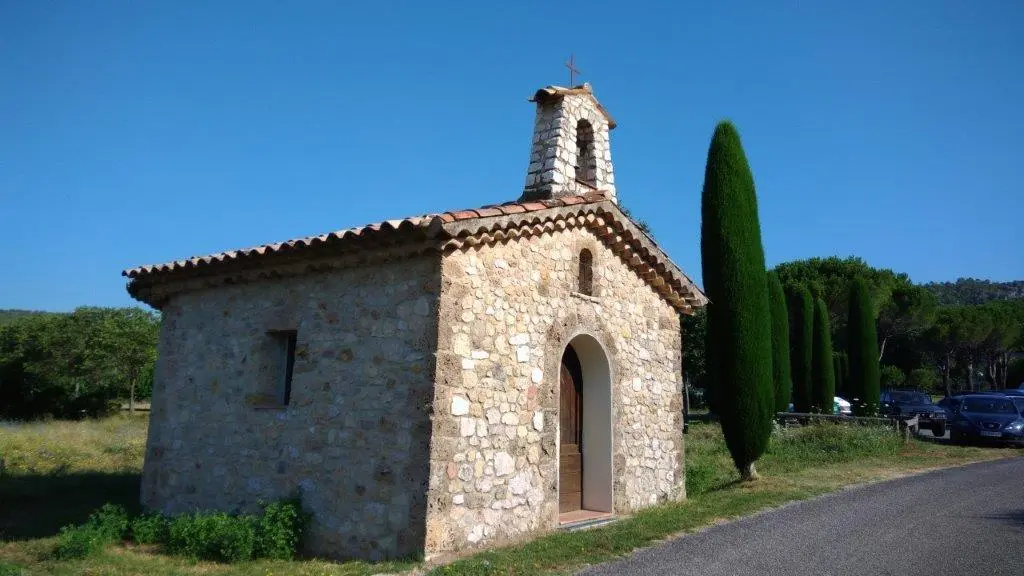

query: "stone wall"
(523, 91), (617, 202)
(141, 254), (441, 560)
(425, 226), (684, 555)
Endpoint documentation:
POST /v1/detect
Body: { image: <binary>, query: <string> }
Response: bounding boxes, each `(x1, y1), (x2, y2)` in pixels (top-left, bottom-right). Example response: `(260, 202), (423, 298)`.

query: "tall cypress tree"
(811, 298), (836, 413)
(833, 353), (845, 398)
(700, 121), (774, 481)
(787, 285), (814, 413)
(847, 277), (881, 416)
(767, 272), (791, 413)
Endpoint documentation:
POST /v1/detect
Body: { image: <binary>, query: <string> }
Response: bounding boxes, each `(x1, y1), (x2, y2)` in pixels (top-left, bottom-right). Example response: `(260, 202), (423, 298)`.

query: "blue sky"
(2, 1), (1022, 311)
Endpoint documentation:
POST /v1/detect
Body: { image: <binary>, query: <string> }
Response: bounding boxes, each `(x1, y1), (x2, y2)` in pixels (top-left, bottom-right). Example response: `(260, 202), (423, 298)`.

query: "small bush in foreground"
(159, 498), (307, 562)
(50, 497), (306, 563)
(54, 503), (129, 559)
(168, 512), (256, 563)
(255, 497), (309, 560)
(130, 512), (170, 545)
(55, 525), (109, 560)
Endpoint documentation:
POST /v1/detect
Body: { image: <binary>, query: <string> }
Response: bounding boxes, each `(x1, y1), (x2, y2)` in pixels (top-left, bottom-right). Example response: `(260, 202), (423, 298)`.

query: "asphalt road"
(582, 457), (1024, 576)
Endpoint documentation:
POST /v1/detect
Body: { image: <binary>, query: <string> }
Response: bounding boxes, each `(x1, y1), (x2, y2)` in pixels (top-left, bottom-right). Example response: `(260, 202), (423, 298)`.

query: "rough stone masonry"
(126, 82), (706, 561)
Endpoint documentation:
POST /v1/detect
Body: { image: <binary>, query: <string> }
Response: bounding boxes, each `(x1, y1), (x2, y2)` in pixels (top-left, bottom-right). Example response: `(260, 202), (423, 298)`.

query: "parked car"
(880, 389), (947, 436)
(936, 395), (961, 413)
(948, 394), (1024, 447)
(1011, 396), (1024, 417)
(1001, 388), (1024, 398)
(833, 396), (852, 416)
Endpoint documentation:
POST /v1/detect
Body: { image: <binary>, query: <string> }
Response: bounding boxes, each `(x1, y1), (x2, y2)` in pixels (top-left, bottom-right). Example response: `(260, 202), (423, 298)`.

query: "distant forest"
(923, 279), (1024, 306)
(0, 309), (52, 326)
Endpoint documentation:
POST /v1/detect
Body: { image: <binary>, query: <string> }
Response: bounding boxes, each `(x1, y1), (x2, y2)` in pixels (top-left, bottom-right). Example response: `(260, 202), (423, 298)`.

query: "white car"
(833, 396), (852, 416)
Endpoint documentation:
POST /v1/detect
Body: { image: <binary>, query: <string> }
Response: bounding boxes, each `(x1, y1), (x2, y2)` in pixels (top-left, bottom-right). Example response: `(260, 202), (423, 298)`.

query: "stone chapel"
(124, 83), (708, 560)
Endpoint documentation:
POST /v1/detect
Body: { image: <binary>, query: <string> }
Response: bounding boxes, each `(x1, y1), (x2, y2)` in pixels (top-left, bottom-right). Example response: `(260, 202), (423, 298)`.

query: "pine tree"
(811, 298), (836, 413)
(767, 272), (791, 413)
(847, 277), (881, 416)
(700, 121), (774, 481)
(787, 285), (814, 413)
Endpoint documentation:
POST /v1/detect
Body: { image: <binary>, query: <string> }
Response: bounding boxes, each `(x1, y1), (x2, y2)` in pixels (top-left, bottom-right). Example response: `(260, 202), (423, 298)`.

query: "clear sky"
(2, 1), (1022, 312)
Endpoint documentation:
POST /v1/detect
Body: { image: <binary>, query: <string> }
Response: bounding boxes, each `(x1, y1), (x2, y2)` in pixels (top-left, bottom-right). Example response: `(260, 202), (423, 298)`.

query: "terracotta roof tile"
(123, 190), (708, 313)
(451, 210), (479, 220)
(123, 194), (608, 279)
(475, 207), (504, 218)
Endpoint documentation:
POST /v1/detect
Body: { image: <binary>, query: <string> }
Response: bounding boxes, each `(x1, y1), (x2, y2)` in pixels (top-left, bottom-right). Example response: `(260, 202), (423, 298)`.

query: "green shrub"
(54, 503), (129, 559)
(130, 512), (170, 545)
(55, 525), (110, 560)
(84, 503), (129, 540)
(60, 498), (306, 563)
(168, 512), (256, 563)
(255, 497), (309, 560)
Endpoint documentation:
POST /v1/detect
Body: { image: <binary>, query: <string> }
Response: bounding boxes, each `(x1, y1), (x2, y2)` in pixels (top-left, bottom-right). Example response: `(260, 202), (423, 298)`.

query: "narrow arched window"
(574, 120), (597, 187)
(578, 249), (594, 296)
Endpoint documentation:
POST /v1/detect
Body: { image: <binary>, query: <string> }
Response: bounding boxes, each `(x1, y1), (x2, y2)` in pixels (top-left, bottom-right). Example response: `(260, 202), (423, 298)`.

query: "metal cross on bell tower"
(564, 53), (581, 86)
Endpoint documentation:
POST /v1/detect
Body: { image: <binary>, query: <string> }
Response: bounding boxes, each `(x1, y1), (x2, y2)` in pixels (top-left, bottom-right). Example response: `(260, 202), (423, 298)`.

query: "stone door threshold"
(558, 510), (617, 532)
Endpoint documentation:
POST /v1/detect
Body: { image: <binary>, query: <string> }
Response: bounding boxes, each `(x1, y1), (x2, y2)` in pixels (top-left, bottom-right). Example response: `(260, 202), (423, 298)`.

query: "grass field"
(0, 416), (1016, 576)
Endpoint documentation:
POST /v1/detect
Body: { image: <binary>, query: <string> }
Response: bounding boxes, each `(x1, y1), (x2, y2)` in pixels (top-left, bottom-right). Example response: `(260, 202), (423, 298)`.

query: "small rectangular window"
(269, 330), (297, 406)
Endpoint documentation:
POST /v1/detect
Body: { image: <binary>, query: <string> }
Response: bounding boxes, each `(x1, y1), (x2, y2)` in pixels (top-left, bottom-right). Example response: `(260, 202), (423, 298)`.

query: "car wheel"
(931, 422), (946, 438)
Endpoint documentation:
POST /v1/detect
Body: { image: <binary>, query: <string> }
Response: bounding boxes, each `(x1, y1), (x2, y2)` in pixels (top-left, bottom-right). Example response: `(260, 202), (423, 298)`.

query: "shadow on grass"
(0, 472), (140, 541)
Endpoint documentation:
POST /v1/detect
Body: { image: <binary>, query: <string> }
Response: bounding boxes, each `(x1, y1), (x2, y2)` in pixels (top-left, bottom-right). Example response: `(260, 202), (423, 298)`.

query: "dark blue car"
(948, 394), (1024, 447)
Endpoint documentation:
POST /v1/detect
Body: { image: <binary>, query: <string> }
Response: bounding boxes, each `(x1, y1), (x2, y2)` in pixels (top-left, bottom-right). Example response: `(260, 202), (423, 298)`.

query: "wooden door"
(559, 346), (584, 513)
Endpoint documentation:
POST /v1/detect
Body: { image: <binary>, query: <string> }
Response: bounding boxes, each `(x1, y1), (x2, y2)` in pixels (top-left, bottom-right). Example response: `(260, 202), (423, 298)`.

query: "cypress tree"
(700, 121), (774, 481)
(787, 285), (814, 413)
(833, 353), (845, 398)
(811, 298), (836, 413)
(767, 272), (791, 413)
(847, 277), (881, 416)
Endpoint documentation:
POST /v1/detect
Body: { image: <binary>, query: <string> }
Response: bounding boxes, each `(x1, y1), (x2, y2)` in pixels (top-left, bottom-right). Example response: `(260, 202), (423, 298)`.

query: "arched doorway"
(558, 334), (613, 519)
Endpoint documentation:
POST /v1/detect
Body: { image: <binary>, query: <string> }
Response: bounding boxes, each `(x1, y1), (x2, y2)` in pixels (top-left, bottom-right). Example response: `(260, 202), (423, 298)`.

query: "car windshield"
(889, 392), (931, 404)
(961, 398), (1017, 414)
(1012, 398), (1024, 415)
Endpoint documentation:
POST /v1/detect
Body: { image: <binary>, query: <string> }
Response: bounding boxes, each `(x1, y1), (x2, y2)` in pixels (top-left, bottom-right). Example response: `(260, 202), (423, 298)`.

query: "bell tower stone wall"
(521, 83), (617, 203)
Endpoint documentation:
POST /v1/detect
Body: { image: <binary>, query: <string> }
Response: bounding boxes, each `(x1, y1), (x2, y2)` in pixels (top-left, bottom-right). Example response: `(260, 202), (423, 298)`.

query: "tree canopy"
(685, 253), (1023, 404)
(0, 307), (159, 420)
(772, 257), (937, 360)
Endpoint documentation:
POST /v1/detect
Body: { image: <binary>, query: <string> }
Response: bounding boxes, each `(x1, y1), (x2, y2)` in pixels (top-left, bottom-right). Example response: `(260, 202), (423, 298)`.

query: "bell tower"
(520, 83), (617, 203)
